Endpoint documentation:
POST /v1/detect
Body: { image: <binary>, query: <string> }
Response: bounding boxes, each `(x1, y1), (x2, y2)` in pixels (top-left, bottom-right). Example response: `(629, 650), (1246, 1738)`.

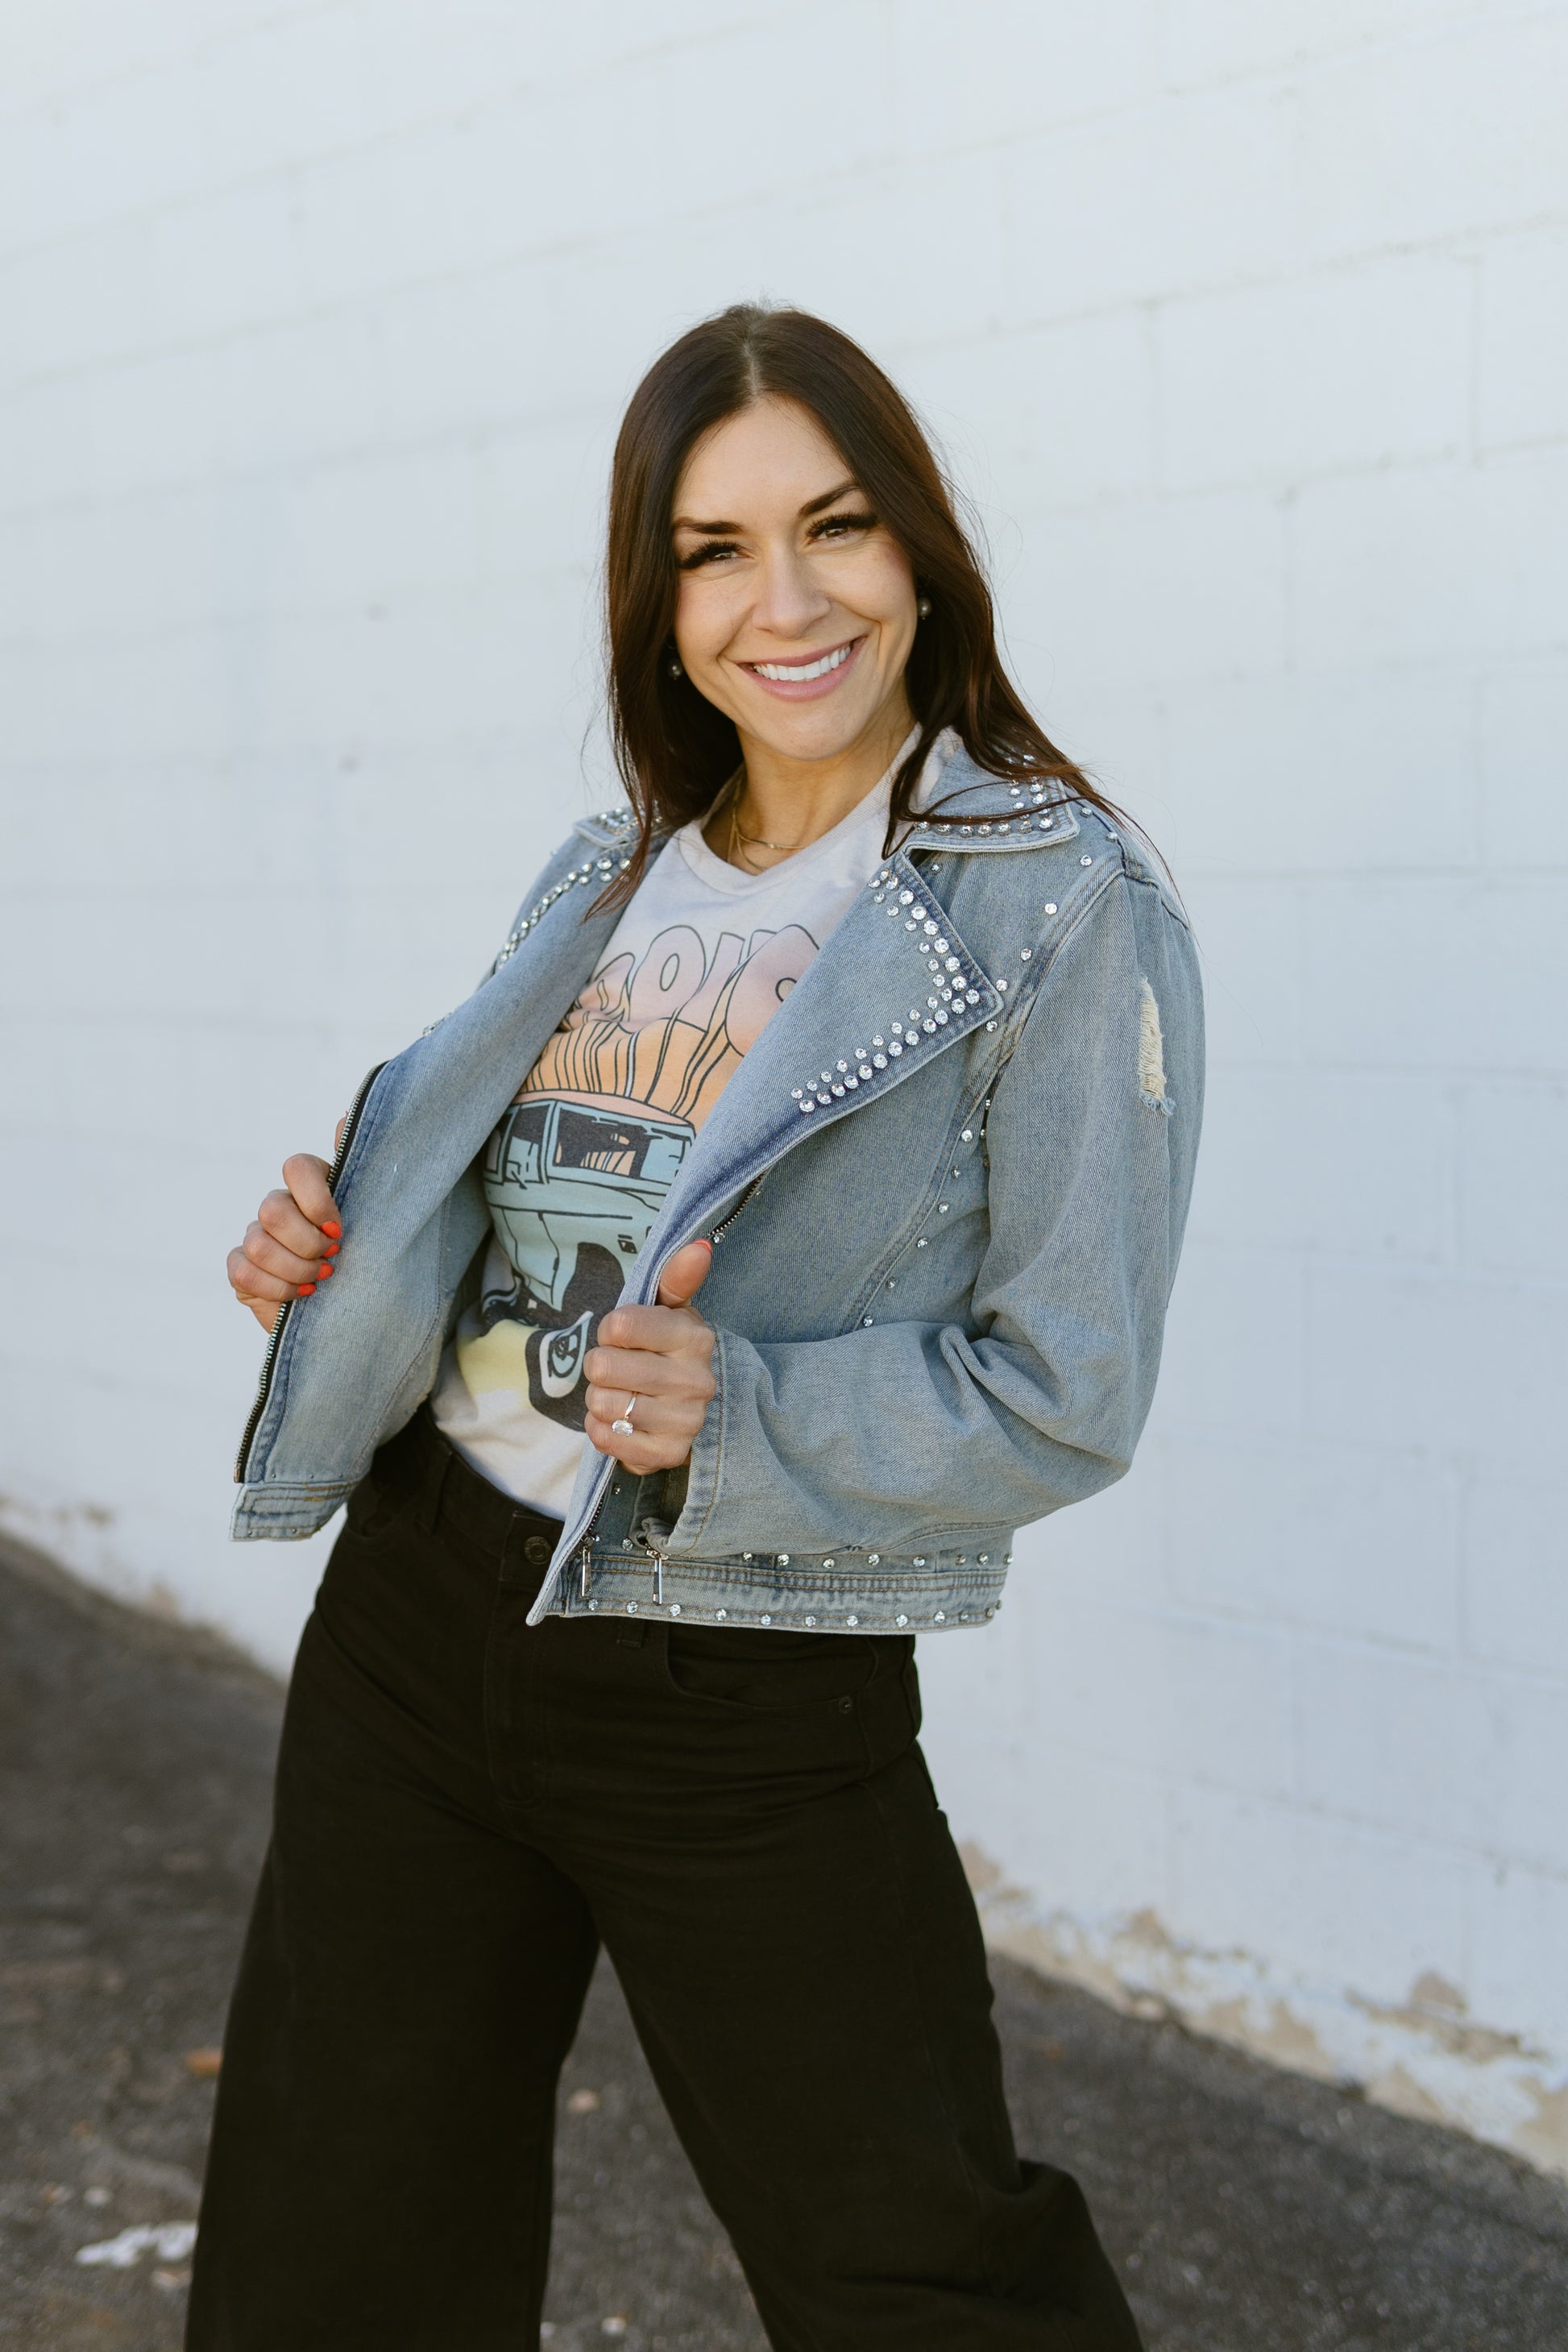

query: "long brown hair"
(601, 302), (1110, 903)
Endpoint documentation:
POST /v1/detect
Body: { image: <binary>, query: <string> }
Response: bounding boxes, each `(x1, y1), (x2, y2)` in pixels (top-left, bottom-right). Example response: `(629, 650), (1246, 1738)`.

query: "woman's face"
(670, 396), (918, 771)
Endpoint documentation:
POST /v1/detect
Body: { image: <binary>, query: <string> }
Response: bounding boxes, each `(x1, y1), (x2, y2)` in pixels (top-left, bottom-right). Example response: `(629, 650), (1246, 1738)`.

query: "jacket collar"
(900, 742), (1082, 851)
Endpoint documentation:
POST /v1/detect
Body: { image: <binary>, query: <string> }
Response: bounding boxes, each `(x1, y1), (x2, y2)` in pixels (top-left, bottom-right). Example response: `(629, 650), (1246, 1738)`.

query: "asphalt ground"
(2, 1534), (1565, 2351)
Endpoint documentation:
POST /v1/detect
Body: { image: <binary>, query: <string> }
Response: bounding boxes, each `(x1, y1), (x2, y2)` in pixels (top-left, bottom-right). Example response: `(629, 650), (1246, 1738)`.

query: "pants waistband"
(372, 1406), (564, 1588)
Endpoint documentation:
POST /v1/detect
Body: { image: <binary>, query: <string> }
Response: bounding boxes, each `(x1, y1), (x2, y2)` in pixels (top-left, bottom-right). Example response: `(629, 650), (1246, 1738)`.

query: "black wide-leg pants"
(187, 1408), (1143, 2351)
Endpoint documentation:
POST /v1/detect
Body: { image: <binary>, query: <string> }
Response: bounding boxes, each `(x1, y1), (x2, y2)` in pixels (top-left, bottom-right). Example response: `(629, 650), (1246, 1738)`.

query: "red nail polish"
(322, 1240), (340, 1256)
(317, 1261), (333, 1278)
(321, 1221), (342, 1239)
(297, 1282), (316, 1297)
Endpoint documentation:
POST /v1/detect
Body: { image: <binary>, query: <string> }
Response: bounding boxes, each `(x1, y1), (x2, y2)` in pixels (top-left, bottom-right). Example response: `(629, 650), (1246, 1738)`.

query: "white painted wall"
(3, 0), (1565, 2172)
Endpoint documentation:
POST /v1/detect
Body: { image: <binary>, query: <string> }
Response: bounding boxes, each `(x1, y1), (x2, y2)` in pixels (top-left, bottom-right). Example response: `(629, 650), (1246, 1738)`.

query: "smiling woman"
(205, 302), (1200, 2352)
(601, 303), (1117, 903)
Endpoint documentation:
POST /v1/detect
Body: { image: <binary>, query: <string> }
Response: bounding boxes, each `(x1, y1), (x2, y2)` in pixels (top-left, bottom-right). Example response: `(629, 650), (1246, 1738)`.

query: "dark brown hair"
(601, 302), (1111, 902)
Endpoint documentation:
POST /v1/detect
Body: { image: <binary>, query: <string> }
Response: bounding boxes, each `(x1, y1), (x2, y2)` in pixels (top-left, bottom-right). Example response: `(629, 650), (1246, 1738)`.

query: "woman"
(196, 304), (1201, 2351)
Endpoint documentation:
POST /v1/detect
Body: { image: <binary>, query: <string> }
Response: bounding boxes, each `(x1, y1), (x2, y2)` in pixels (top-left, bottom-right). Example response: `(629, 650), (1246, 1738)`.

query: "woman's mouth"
(740, 635), (865, 700)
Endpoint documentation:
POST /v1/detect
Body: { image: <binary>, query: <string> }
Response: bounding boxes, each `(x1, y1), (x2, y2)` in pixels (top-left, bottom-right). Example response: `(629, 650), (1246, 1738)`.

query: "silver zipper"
(707, 1169), (766, 1247)
(232, 1060), (387, 1485)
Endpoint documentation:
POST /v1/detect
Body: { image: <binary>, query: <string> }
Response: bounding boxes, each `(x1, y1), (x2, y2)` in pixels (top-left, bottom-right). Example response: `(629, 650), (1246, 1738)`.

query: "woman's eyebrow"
(671, 479), (863, 535)
(799, 479), (860, 517)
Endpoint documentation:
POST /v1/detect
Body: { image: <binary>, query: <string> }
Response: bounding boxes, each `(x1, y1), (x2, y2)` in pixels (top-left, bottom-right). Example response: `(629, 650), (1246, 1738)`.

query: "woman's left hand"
(583, 1240), (716, 1472)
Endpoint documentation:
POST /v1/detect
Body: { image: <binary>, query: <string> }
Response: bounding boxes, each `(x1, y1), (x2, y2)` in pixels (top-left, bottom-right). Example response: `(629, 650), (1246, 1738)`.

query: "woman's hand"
(226, 1148), (343, 1334)
(583, 1240), (716, 1473)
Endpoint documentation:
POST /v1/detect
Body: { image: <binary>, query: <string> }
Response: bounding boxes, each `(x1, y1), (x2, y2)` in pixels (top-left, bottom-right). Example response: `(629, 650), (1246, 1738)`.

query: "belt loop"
(415, 1421), (452, 1535)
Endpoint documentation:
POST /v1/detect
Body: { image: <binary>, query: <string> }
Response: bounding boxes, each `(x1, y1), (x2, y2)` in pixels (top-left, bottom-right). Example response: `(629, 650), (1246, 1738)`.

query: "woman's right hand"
(227, 1152), (342, 1333)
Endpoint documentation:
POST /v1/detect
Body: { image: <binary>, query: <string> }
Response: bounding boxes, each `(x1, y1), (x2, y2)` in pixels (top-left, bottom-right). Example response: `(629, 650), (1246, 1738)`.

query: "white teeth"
(753, 643), (853, 682)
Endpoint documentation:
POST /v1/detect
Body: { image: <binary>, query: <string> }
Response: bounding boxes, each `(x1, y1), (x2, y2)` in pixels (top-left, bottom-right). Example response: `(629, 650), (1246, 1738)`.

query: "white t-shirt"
(430, 732), (952, 1515)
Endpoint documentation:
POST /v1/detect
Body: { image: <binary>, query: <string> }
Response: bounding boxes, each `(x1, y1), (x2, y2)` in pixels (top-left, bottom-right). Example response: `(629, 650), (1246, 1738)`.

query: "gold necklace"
(727, 786), (803, 871)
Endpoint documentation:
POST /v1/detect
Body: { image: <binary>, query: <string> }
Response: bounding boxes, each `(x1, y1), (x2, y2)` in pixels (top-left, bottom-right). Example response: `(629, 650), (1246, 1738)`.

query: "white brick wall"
(2, 0), (1565, 2170)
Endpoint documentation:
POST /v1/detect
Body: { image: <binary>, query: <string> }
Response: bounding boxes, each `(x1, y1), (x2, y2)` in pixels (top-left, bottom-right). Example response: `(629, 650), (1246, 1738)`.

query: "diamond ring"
(612, 1394), (637, 1437)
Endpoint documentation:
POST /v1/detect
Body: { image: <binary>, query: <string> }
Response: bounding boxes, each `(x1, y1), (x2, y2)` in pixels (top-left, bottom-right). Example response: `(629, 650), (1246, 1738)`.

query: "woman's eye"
(678, 541), (740, 570)
(812, 511), (877, 541)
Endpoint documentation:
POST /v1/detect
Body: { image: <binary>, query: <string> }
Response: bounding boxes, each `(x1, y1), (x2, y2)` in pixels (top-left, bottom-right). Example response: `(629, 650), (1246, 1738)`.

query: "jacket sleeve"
(667, 864), (1205, 1558)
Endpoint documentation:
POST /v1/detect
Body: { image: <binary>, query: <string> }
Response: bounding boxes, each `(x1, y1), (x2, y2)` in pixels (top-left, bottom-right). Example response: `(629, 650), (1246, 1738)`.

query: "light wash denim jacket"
(233, 749), (1203, 1634)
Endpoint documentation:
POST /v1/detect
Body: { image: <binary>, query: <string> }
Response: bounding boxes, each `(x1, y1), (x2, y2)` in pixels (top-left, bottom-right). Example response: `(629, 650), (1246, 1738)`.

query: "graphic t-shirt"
(430, 736), (948, 1515)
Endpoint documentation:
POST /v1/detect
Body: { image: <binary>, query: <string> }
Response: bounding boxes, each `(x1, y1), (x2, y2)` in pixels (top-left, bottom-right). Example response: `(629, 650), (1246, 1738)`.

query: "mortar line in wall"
(1173, 1238), (1568, 1288)
(0, 48), (1117, 276)
(0, 0), (348, 136)
(19, 432), (1553, 535)
(17, 295), (1564, 515)
(985, 1734), (1568, 1865)
(0, 0), (893, 145)
(969, 1758), (1568, 1889)
(1041, 1578), (1478, 1666)
(1139, 0), (1566, 104)
(7, 188), (1568, 409)
(1152, 1412), (1566, 1483)
(4, 0), (1562, 273)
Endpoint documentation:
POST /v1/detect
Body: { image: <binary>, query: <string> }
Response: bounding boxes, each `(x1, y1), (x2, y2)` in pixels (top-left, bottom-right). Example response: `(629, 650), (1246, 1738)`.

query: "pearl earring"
(669, 656), (682, 678)
(917, 597), (931, 618)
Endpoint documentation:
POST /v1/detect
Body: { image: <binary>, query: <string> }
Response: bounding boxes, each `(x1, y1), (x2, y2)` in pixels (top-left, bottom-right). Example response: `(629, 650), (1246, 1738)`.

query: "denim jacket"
(232, 749), (1203, 1634)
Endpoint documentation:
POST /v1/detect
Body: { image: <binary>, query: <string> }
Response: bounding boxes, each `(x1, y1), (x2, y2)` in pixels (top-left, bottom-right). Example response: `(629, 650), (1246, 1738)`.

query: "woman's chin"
(736, 693), (896, 770)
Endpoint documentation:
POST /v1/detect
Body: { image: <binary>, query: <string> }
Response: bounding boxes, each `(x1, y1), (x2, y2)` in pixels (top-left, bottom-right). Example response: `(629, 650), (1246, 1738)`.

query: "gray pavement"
(2, 1533), (1565, 2351)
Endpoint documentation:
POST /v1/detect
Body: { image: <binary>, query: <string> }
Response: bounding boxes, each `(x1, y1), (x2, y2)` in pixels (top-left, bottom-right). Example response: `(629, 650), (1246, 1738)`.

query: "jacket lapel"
(612, 844), (1002, 1296)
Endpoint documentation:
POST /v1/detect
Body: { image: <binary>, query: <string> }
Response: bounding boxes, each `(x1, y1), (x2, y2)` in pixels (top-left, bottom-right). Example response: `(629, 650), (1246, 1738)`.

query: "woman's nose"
(751, 549), (830, 640)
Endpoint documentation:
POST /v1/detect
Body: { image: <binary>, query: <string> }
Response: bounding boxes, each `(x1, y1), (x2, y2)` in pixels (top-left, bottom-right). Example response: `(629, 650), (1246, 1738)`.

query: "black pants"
(188, 1409), (1142, 2351)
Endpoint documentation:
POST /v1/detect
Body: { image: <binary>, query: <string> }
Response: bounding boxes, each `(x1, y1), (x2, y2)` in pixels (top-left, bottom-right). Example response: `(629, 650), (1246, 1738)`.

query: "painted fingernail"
(317, 1260), (333, 1278)
(322, 1240), (340, 1256)
(321, 1220), (342, 1239)
(297, 1282), (317, 1297)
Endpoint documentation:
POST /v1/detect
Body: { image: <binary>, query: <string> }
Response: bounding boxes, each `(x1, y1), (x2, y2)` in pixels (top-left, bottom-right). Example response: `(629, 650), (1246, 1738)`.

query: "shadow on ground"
(2, 1537), (1565, 2350)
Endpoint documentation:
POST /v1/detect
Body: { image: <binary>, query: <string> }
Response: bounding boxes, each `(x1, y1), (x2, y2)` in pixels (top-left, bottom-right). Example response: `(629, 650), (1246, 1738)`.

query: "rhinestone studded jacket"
(232, 749), (1204, 1638)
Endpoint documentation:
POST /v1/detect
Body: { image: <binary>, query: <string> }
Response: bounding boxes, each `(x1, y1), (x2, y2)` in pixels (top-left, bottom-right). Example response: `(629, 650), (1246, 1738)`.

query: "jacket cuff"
(663, 1323), (737, 1553)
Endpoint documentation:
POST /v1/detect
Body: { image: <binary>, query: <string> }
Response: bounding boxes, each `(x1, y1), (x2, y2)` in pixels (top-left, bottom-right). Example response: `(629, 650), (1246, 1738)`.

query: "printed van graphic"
(465, 915), (819, 1430)
(478, 1094), (695, 1427)
(485, 1096), (694, 1313)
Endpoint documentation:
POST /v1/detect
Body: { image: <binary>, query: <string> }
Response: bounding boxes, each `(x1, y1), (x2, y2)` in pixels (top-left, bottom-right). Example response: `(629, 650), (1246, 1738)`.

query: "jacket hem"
(230, 1482), (355, 1540)
(541, 1547), (1012, 1632)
